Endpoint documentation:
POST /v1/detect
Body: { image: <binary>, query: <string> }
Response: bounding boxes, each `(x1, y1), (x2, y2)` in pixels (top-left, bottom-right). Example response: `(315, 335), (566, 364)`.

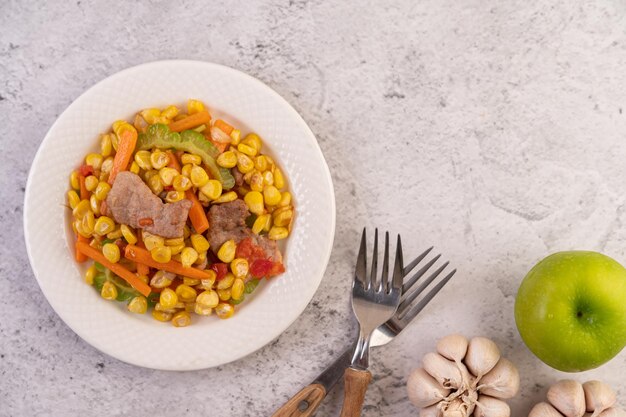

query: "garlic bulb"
(528, 380), (624, 417)
(406, 334), (519, 416)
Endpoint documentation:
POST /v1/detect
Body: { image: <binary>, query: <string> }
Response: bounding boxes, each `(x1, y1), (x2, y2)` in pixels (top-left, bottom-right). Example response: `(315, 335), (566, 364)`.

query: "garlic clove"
(474, 394), (511, 417)
(464, 337), (501, 381)
(582, 381), (617, 416)
(598, 408), (626, 417)
(477, 358), (520, 399)
(407, 368), (451, 408)
(423, 352), (465, 390)
(529, 402), (566, 417)
(547, 380), (586, 417)
(442, 398), (471, 417)
(420, 403), (442, 417)
(437, 334), (469, 363)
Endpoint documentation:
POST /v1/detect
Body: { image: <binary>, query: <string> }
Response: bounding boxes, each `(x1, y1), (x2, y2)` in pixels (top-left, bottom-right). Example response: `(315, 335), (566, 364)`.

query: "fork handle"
(271, 383), (326, 417)
(339, 367), (372, 417)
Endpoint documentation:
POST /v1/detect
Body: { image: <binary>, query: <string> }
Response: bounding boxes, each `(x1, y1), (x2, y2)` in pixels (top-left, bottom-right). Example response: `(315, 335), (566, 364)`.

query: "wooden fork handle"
(339, 367), (372, 417)
(271, 383), (326, 417)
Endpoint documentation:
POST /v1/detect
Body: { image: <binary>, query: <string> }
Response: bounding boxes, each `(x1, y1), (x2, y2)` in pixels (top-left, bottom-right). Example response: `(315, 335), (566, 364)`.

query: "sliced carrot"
(76, 241), (151, 296)
(108, 129), (138, 185)
(78, 175), (89, 200)
(207, 136), (228, 153)
(135, 231), (150, 276)
(168, 110), (211, 132)
(124, 245), (213, 280)
(167, 152), (209, 234)
(214, 119), (234, 135)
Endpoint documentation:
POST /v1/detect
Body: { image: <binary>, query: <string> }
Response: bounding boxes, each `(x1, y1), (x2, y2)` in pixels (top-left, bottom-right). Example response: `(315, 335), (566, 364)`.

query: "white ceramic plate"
(24, 60), (335, 370)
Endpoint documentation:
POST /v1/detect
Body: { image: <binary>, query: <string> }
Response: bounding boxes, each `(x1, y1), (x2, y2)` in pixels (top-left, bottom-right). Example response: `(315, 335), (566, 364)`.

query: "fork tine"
(368, 229), (378, 290)
(379, 231), (390, 292)
(392, 234), (403, 291)
(355, 228), (367, 286)
(397, 269), (456, 321)
(402, 246), (433, 277)
(402, 253), (441, 294)
(398, 261), (449, 315)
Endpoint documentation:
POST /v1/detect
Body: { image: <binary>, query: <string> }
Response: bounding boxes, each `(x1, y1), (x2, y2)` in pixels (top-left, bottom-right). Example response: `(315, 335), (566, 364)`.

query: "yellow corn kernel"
(190, 233), (210, 253)
(216, 151), (237, 168)
(199, 180), (223, 200)
(194, 303), (213, 316)
(176, 284), (197, 303)
(274, 167), (285, 189)
(263, 185), (281, 206)
(198, 270), (217, 290)
(74, 220), (90, 238)
(181, 153), (202, 165)
(93, 181), (110, 201)
(217, 273), (235, 291)
(230, 129), (241, 145)
(85, 264), (97, 285)
(249, 171), (264, 192)
(161, 105), (179, 120)
(254, 156), (268, 172)
(81, 210), (96, 235)
(273, 206), (293, 226)
(215, 303), (235, 319)
(194, 124), (207, 133)
(252, 214), (272, 235)
(244, 191), (264, 215)
(120, 225), (137, 244)
(136, 275), (149, 285)
(230, 258), (249, 279)
(183, 224), (191, 239)
(84, 175), (99, 192)
(90, 194), (101, 216)
(150, 270), (174, 288)
(237, 153), (254, 174)
(151, 246), (172, 263)
(107, 227), (123, 240)
(237, 143), (257, 157)
(100, 134), (112, 157)
(129, 161), (140, 174)
(181, 163), (193, 178)
(183, 277), (200, 286)
(213, 191), (237, 204)
(231, 278), (245, 301)
(101, 157), (114, 174)
(278, 191), (292, 207)
(112, 120), (136, 137)
(142, 232), (164, 251)
(165, 190), (185, 203)
(102, 243), (120, 263)
(85, 153), (103, 170)
(217, 240), (236, 263)
(165, 237), (184, 246)
(67, 190), (80, 209)
(268, 226), (289, 240)
(94, 216), (115, 236)
(262, 170), (274, 186)
(169, 242), (185, 256)
(134, 150), (152, 170)
(152, 310), (172, 322)
(147, 175), (164, 194)
(217, 288), (232, 301)
(143, 169), (158, 181)
(196, 250), (207, 264)
(171, 311), (191, 327)
(70, 170), (80, 190)
(196, 290), (219, 308)
(187, 99), (205, 115)
(159, 287), (178, 309)
(197, 193), (210, 205)
(72, 199), (91, 219)
(133, 113), (148, 132)
(159, 167), (178, 186)
(181, 247), (198, 268)
(243, 133), (262, 152)
(150, 151), (169, 170)
(190, 165), (209, 187)
(110, 132), (119, 151)
(141, 108), (161, 124)
(101, 281), (118, 300)
(128, 296), (148, 314)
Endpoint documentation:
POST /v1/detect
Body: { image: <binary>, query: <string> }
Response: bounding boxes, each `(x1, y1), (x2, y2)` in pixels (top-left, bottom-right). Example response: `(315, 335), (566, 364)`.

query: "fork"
(272, 238), (456, 417)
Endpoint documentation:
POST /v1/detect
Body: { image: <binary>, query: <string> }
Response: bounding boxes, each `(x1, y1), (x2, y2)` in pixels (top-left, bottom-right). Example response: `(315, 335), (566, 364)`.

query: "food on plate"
(528, 379), (624, 417)
(406, 334), (519, 417)
(514, 251), (626, 372)
(67, 100), (294, 326)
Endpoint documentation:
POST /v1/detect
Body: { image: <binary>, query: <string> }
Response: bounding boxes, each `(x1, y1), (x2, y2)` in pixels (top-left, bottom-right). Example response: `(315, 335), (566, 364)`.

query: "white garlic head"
(528, 380), (624, 417)
(407, 334), (520, 417)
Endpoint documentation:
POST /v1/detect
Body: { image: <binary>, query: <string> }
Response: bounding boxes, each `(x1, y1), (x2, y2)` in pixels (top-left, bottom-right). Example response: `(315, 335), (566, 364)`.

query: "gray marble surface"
(2, 0), (626, 415)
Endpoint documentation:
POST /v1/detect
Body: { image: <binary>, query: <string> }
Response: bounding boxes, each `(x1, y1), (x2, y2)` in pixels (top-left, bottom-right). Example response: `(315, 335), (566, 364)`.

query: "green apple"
(515, 251), (626, 372)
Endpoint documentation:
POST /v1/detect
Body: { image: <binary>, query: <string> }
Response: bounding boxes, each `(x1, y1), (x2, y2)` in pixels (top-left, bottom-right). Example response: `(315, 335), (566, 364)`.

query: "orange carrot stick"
(168, 110), (211, 132)
(76, 241), (151, 296)
(74, 175), (90, 263)
(167, 152), (209, 234)
(135, 231), (150, 276)
(124, 245), (213, 280)
(214, 119), (234, 135)
(108, 129), (138, 185)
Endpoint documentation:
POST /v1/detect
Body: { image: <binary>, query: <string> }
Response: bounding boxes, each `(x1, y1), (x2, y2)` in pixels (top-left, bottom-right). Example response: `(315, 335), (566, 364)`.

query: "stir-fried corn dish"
(67, 99), (294, 326)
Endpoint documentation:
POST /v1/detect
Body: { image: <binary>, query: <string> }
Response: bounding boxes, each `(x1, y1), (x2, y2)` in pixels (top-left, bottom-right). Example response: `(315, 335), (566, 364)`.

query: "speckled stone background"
(2, 0), (626, 416)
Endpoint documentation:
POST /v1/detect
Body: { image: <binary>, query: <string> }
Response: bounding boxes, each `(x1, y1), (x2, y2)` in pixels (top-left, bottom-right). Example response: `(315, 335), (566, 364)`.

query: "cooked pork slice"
(206, 200), (251, 250)
(106, 171), (192, 238)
